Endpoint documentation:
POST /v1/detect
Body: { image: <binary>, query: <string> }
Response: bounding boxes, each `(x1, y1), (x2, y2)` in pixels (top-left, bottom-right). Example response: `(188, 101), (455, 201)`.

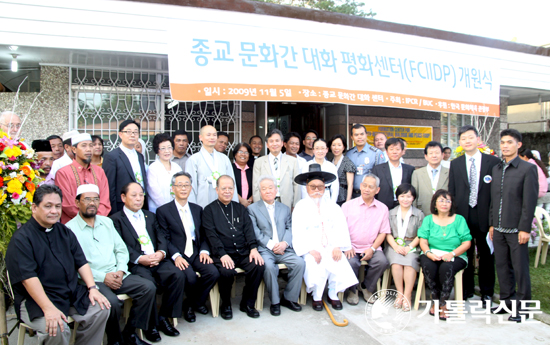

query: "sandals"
(439, 305), (449, 320)
(402, 301), (411, 312)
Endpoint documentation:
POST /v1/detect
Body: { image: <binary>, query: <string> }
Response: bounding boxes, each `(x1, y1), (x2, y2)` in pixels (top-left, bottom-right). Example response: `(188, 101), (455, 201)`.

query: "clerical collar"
(32, 217), (54, 233)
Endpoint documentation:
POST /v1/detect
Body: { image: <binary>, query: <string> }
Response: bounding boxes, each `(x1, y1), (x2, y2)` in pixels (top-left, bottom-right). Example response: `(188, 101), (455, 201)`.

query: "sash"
(200, 148), (220, 188)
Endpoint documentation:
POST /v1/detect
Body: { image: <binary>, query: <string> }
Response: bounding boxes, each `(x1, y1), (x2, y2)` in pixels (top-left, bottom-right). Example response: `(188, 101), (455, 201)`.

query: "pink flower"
(8, 156), (16, 161)
(11, 192), (20, 199)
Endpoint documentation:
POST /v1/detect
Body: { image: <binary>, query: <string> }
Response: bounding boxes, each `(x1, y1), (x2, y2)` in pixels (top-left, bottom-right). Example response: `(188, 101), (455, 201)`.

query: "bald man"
(0, 111), (22, 139)
(184, 125), (238, 208)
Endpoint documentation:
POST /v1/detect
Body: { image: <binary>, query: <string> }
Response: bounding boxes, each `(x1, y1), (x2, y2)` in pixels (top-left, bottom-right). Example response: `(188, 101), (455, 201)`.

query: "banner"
(363, 125), (433, 150)
(168, 20), (500, 116)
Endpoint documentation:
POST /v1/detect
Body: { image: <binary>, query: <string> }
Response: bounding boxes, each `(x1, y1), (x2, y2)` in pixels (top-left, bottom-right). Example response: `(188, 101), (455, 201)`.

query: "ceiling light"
(9, 46), (19, 51)
(11, 54), (18, 72)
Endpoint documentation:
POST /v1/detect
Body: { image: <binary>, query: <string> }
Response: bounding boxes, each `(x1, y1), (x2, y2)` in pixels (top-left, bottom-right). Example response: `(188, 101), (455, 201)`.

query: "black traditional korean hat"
(294, 163), (337, 186)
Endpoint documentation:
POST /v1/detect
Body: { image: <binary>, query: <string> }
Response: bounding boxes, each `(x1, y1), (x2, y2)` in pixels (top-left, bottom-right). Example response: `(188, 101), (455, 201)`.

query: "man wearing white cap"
(49, 130), (80, 179)
(66, 184), (156, 345)
(55, 133), (111, 223)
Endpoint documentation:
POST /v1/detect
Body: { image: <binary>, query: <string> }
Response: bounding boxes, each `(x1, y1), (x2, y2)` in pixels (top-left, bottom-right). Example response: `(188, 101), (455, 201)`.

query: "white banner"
(168, 19), (500, 116)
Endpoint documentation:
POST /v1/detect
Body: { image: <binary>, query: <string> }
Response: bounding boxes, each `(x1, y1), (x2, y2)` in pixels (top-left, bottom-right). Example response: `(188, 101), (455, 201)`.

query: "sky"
(362, 0), (549, 47)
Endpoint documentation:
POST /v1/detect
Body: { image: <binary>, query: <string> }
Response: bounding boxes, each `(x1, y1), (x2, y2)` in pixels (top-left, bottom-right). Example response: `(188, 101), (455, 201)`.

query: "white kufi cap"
(72, 133), (92, 145)
(76, 184), (100, 197)
(62, 130), (80, 142)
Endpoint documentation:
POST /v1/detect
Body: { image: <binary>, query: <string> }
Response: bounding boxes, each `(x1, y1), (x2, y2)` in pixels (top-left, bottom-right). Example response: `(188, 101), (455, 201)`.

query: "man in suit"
(489, 129), (538, 322)
(248, 175), (305, 316)
(252, 128), (301, 209)
(449, 125), (501, 303)
(411, 141), (449, 215)
(156, 171), (220, 323)
(110, 182), (183, 342)
(104, 120), (148, 214)
(371, 138), (415, 210)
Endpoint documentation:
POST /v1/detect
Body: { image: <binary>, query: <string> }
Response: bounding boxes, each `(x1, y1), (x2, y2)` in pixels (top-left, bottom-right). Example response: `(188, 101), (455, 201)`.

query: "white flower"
(25, 148), (35, 159)
(9, 172), (17, 178)
(11, 163), (19, 170)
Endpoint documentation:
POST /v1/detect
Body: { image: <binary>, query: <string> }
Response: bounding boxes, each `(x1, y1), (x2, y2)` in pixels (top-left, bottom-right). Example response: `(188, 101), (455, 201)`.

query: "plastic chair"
(534, 207), (550, 268)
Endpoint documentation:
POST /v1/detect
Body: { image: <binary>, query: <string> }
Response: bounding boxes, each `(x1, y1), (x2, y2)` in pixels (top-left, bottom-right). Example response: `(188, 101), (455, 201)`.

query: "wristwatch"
(88, 285), (99, 291)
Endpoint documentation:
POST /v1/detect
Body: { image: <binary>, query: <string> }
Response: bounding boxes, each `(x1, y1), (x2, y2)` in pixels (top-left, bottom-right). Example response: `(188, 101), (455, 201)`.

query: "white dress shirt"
(172, 200), (208, 260)
(426, 164), (442, 192)
(388, 162), (403, 200)
(123, 206), (158, 264)
(264, 201), (279, 250)
(120, 144), (144, 187)
(268, 152), (283, 196)
(465, 150), (482, 188)
(146, 159), (182, 213)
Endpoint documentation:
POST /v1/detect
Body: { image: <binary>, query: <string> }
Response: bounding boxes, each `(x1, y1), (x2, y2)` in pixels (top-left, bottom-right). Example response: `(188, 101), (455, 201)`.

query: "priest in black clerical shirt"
(203, 175), (265, 320)
(5, 184), (110, 345)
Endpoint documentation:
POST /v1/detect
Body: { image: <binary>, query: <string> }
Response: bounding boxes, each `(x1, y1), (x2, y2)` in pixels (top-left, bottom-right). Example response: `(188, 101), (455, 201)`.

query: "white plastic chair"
(534, 207), (550, 268)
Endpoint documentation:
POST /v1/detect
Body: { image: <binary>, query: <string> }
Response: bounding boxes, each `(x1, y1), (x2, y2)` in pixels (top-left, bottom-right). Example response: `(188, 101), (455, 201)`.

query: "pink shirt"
(235, 163), (249, 199)
(341, 197), (390, 252)
(528, 158), (548, 198)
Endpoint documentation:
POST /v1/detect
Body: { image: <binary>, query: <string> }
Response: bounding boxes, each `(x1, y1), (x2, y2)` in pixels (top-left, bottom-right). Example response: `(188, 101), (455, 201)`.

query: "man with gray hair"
(341, 173), (390, 305)
(248, 175), (305, 316)
(0, 110), (22, 139)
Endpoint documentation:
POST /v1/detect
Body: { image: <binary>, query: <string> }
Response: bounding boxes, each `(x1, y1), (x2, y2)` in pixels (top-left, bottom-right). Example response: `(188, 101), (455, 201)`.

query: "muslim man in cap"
(292, 164), (358, 311)
(66, 184), (157, 345)
(32, 139), (55, 185)
(55, 133), (111, 224)
(49, 130), (80, 179)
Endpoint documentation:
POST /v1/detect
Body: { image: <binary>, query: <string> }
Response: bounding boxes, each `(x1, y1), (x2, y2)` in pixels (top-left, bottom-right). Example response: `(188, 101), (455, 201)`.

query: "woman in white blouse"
(301, 138), (339, 203)
(147, 133), (182, 212)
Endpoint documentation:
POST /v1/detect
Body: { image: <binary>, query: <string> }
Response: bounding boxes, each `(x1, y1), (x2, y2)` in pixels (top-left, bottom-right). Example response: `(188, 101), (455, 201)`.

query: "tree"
(252, 0), (376, 18)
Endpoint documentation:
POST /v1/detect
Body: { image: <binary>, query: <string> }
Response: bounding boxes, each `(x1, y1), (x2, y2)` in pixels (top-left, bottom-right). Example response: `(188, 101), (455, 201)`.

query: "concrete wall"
(508, 102), (548, 133)
(0, 66), (69, 142)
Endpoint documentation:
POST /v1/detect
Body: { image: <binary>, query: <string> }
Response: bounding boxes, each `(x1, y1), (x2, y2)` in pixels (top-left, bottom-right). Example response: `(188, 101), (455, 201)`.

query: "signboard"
(168, 20), (500, 116)
(363, 124), (433, 150)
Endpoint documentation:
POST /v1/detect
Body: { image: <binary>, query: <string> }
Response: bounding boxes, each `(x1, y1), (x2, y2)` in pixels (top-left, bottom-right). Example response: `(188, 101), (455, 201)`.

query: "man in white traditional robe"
(292, 164), (358, 311)
(185, 125), (238, 208)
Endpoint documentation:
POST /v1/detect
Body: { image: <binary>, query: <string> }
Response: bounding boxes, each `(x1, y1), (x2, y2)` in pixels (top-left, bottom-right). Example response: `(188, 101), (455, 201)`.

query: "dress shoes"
(465, 292), (474, 300)
(125, 333), (152, 345)
(183, 307), (196, 323)
(281, 297), (302, 312)
(481, 295), (493, 304)
(346, 290), (359, 305)
(270, 303), (281, 316)
(312, 300), (323, 311)
(143, 328), (161, 343)
(240, 304), (260, 318)
(509, 313), (529, 323)
(195, 305), (209, 315)
(327, 297), (343, 310)
(158, 318), (179, 337)
(220, 305), (233, 320)
(491, 306), (509, 315)
(360, 285), (374, 303)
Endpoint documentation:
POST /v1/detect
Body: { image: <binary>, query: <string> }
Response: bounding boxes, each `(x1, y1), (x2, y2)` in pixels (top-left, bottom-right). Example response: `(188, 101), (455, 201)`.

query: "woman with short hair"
(147, 133), (182, 212)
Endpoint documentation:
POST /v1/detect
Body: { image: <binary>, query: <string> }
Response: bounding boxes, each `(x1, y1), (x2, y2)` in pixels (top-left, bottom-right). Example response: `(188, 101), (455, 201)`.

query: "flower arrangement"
(453, 141), (496, 159)
(0, 130), (42, 253)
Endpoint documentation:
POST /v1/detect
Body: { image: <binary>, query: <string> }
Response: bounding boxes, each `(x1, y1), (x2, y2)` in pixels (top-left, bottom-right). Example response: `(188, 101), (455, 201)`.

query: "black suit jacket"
(232, 163), (253, 199)
(489, 156), (539, 233)
(110, 209), (167, 268)
(448, 153), (501, 232)
(103, 147), (148, 215)
(156, 200), (209, 261)
(372, 162), (415, 210)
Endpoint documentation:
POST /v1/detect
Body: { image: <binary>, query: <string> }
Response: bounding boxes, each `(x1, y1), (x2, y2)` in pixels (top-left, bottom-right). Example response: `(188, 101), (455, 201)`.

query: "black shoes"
(281, 297), (302, 312)
(240, 304), (260, 318)
(125, 333), (152, 345)
(195, 305), (209, 315)
(509, 313), (529, 323)
(491, 306), (509, 315)
(143, 328), (161, 343)
(158, 318), (179, 337)
(183, 307), (196, 323)
(221, 305), (233, 320)
(270, 304), (281, 316)
(312, 300), (323, 311)
(327, 297), (343, 310)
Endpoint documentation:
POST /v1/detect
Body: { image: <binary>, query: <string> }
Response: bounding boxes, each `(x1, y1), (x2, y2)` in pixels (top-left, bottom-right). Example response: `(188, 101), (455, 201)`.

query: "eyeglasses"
(82, 197), (100, 204)
(1, 123), (22, 129)
(173, 184), (191, 190)
(237, 150), (249, 155)
(159, 146), (173, 152)
(307, 184), (325, 191)
(219, 187), (234, 192)
(436, 199), (452, 204)
(121, 131), (139, 136)
(305, 136), (317, 141)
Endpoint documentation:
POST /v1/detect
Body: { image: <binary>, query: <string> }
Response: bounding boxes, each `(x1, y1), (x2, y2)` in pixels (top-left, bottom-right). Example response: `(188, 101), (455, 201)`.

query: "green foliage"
(252, 0), (376, 18)
(0, 204), (32, 255)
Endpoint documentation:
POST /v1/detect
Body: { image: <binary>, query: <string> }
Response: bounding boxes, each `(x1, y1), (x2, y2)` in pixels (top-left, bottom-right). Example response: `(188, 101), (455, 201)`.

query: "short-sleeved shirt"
(341, 197), (391, 252)
(417, 214), (472, 262)
(346, 144), (386, 190)
(5, 217), (90, 321)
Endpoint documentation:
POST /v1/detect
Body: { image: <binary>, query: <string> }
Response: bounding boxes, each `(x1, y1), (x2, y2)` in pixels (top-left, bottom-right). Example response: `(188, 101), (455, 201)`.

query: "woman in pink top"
(519, 147), (549, 198)
(232, 142), (254, 207)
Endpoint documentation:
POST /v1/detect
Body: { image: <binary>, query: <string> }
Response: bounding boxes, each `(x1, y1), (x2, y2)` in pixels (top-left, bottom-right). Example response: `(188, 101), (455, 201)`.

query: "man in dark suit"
(104, 120), (148, 214)
(371, 138), (415, 210)
(156, 172), (220, 323)
(449, 125), (501, 303)
(110, 182), (183, 342)
(489, 129), (538, 322)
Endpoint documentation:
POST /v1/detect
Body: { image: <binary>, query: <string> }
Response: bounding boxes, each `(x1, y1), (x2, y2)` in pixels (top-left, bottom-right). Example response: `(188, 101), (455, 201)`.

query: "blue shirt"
(346, 144), (386, 190)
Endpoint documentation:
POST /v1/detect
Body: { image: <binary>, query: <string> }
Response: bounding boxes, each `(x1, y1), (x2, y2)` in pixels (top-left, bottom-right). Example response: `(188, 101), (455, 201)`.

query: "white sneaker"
(346, 290), (359, 305)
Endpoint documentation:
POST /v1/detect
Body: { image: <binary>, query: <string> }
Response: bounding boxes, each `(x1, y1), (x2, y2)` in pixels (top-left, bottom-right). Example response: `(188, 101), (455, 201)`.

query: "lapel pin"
(483, 175), (492, 183)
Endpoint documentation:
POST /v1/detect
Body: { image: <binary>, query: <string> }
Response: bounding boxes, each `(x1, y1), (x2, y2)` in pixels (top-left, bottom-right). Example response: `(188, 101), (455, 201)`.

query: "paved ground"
(7, 277), (550, 345)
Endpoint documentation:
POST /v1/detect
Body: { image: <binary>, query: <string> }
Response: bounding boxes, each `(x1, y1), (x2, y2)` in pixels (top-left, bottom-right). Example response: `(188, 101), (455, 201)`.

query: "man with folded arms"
(111, 182), (183, 339)
(248, 175), (305, 316)
(203, 175), (265, 320)
(6, 184), (110, 345)
(156, 172), (220, 322)
(66, 184), (156, 345)
(292, 164), (358, 311)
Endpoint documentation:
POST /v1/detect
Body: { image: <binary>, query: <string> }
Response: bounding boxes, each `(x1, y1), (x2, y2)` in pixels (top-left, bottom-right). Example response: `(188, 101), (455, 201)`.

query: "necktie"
(432, 168), (438, 181)
(180, 208), (194, 257)
(469, 157), (478, 208)
(273, 157), (278, 173)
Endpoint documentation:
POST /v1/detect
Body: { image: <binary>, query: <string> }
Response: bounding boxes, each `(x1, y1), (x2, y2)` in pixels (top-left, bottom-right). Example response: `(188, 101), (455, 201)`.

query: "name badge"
(357, 165), (364, 175)
(483, 175), (492, 184)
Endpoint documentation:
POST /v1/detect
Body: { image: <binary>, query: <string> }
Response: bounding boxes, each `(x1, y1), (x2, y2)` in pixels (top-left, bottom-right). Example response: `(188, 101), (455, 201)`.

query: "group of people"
(0, 109), (542, 345)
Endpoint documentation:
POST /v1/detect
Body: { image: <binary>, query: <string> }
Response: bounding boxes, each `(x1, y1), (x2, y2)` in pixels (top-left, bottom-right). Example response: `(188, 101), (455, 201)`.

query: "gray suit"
(411, 166), (449, 216)
(252, 154), (301, 209)
(248, 201), (305, 304)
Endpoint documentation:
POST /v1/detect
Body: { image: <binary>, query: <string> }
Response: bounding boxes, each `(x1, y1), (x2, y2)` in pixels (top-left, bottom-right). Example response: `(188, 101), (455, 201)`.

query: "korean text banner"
(168, 20), (500, 117)
(364, 125), (433, 150)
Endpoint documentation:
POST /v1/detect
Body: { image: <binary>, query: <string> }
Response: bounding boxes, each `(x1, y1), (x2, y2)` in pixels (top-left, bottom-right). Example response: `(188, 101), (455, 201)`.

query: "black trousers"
(493, 230), (531, 312)
(131, 260), (186, 322)
(463, 206), (495, 296)
(97, 274), (156, 344)
(181, 251), (220, 308)
(213, 253), (265, 308)
(420, 255), (467, 306)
